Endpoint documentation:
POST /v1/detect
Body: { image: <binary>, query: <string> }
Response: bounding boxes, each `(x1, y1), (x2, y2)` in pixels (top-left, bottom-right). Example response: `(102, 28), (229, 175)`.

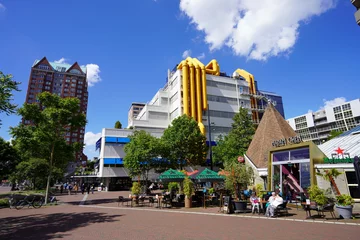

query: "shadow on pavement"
(0, 211), (122, 240)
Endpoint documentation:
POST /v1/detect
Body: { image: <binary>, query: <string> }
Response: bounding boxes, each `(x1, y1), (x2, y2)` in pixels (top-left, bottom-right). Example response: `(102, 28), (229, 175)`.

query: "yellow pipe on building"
(189, 62), (196, 119)
(180, 61), (189, 116)
(195, 65), (202, 123)
(205, 59), (220, 76)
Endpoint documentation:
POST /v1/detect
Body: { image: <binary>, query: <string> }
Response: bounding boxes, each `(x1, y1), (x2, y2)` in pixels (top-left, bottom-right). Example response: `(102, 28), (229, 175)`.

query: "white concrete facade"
(287, 99), (360, 144)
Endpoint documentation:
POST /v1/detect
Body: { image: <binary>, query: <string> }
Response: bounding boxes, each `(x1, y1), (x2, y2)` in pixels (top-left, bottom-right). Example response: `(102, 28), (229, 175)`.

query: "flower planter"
(335, 205), (353, 219)
(233, 200), (248, 213)
(185, 196), (192, 208)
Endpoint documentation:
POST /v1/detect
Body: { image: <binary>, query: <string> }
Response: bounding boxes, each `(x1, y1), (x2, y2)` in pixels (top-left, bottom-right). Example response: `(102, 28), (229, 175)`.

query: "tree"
(0, 71), (21, 127)
(10, 92), (87, 203)
(327, 130), (343, 140)
(0, 137), (21, 180)
(14, 158), (50, 190)
(316, 169), (342, 196)
(223, 161), (254, 199)
(213, 107), (255, 165)
(114, 121), (122, 129)
(124, 130), (161, 185)
(161, 115), (207, 169)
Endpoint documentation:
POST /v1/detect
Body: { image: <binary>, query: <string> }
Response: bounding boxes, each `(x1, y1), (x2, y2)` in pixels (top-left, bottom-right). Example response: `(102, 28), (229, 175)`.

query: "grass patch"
(0, 198), (9, 207)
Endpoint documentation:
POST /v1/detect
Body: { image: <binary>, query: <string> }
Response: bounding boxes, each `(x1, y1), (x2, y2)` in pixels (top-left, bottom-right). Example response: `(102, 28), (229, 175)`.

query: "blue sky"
(0, 0), (359, 159)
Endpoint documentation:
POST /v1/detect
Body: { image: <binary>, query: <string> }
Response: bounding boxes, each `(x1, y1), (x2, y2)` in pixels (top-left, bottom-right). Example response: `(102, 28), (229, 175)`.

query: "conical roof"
(246, 103), (297, 168)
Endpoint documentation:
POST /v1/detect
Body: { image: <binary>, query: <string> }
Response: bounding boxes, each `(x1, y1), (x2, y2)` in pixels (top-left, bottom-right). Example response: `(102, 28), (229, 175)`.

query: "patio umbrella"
(354, 156), (360, 191)
(158, 168), (185, 182)
(196, 168), (225, 182)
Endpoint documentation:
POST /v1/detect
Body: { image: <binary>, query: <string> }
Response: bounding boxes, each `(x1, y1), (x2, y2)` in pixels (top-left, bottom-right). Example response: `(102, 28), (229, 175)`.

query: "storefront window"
(346, 171), (360, 199)
(290, 148), (310, 160)
(273, 165), (281, 191)
(300, 162), (311, 190)
(273, 151), (289, 162)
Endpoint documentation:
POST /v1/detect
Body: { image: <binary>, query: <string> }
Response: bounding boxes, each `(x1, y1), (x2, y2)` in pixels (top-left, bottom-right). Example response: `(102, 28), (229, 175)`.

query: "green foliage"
(168, 182), (179, 192)
(183, 177), (194, 198)
(208, 188), (214, 194)
(213, 107), (255, 165)
(131, 182), (141, 195)
(0, 137), (21, 179)
(0, 71), (21, 127)
(336, 194), (354, 206)
(255, 183), (264, 199)
(114, 121), (122, 129)
(10, 92), (87, 201)
(0, 198), (9, 207)
(327, 130), (343, 140)
(14, 158), (50, 190)
(316, 169), (342, 182)
(223, 161), (254, 197)
(162, 115), (207, 168)
(307, 185), (328, 206)
(124, 130), (162, 181)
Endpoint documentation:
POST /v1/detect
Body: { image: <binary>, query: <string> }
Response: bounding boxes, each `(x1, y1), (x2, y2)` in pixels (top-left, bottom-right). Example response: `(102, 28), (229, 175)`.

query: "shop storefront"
(267, 141), (326, 194)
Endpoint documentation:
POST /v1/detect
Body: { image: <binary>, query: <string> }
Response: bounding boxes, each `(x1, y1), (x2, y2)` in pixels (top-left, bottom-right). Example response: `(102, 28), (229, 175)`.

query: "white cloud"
(0, 3), (6, 12)
(179, 0), (336, 61)
(54, 58), (68, 64)
(85, 64), (101, 87)
(320, 97), (347, 110)
(84, 132), (101, 146)
(182, 49), (192, 58)
(197, 53), (205, 60)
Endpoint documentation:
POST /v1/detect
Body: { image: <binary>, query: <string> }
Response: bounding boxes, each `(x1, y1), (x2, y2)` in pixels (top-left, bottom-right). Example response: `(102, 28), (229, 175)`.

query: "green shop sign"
(323, 157), (354, 164)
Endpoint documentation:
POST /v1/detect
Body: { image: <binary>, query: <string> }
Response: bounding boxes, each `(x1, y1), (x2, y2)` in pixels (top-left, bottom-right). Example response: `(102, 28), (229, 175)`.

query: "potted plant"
(208, 188), (215, 196)
(223, 161), (254, 213)
(335, 194), (354, 219)
(183, 177), (193, 208)
(307, 185), (328, 209)
(131, 182), (141, 196)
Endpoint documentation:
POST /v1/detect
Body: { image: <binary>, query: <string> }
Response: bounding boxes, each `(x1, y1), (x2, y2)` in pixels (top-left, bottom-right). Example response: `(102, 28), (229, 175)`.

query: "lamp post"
(207, 104), (213, 170)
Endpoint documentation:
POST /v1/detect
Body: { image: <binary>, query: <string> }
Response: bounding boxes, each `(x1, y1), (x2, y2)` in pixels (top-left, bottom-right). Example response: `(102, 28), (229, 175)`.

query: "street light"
(207, 104), (214, 170)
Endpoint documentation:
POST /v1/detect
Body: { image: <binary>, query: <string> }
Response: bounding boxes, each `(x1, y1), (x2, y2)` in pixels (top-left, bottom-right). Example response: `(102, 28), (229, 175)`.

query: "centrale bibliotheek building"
(24, 57), (89, 163)
(94, 58), (285, 190)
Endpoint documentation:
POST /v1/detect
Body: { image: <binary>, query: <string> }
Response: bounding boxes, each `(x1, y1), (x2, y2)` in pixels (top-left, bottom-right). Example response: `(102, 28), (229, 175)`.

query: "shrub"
(168, 182), (179, 192)
(183, 177), (194, 198)
(131, 182), (141, 195)
(0, 198), (9, 207)
(307, 185), (328, 206)
(336, 194), (354, 206)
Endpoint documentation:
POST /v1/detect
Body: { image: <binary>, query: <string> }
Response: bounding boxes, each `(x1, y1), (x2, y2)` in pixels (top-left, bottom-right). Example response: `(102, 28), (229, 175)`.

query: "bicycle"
(8, 194), (26, 209)
(15, 194), (44, 210)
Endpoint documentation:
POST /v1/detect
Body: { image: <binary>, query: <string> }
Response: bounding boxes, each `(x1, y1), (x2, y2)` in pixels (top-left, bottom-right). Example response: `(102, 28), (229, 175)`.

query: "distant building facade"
(287, 99), (360, 145)
(25, 57), (89, 162)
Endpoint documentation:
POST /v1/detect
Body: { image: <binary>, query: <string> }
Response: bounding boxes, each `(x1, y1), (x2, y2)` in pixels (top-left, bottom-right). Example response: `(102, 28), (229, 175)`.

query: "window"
(71, 83), (76, 87)
(207, 80), (236, 91)
(335, 113), (343, 120)
(37, 64), (50, 70)
(170, 92), (178, 104)
(273, 151), (290, 162)
(208, 95), (238, 105)
(342, 103), (351, 111)
(345, 171), (360, 199)
(343, 111), (353, 118)
(70, 69), (81, 74)
(208, 110), (235, 119)
(333, 106), (341, 113)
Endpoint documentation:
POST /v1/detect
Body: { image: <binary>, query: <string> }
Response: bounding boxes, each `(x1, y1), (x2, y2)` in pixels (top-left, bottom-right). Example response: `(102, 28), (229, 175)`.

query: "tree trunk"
(45, 143), (55, 205)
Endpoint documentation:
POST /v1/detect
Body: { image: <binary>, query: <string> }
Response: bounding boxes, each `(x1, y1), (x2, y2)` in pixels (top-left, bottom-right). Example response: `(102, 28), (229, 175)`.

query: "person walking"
(74, 183), (78, 195)
(60, 184), (64, 194)
(91, 184), (95, 194)
(81, 183), (85, 194)
(86, 184), (90, 194)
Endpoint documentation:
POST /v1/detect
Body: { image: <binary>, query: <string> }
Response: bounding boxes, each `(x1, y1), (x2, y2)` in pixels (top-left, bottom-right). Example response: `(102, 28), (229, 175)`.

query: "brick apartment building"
(25, 57), (88, 162)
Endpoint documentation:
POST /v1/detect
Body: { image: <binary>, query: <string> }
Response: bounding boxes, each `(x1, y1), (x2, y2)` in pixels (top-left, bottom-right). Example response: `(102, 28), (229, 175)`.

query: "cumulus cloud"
(197, 53), (205, 60)
(0, 3), (5, 11)
(179, 0), (336, 60)
(85, 64), (102, 87)
(182, 49), (192, 58)
(84, 132), (102, 146)
(320, 97), (347, 110)
(54, 58), (68, 64)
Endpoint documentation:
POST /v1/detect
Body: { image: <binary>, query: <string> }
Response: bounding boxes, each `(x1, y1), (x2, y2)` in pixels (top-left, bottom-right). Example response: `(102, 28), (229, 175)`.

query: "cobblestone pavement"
(0, 191), (359, 240)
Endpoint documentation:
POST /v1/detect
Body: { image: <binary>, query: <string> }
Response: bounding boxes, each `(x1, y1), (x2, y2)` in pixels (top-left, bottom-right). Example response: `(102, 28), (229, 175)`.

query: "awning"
(196, 168), (225, 182)
(159, 168), (185, 182)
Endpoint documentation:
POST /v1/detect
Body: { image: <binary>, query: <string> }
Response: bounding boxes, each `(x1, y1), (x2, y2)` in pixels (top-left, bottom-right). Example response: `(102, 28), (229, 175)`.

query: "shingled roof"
(246, 103), (297, 168)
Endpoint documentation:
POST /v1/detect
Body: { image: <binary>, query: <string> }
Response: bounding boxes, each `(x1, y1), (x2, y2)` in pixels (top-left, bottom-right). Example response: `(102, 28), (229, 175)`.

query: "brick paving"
(1, 190), (359, 240)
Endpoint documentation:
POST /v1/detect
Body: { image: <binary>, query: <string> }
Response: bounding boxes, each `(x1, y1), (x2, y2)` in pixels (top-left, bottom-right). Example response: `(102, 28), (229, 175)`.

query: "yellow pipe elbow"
(198, 122), (205, 135)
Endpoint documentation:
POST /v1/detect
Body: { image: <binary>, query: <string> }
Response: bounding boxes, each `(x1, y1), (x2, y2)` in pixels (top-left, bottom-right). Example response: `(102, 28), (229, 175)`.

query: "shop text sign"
(272, 136), (302, 148)
(323, 157), (354, 164)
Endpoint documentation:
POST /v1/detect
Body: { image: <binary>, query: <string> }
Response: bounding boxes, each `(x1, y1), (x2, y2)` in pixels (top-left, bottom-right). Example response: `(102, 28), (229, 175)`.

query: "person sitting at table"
(250, 192), (260, 214)
(265, 192), (283, 218)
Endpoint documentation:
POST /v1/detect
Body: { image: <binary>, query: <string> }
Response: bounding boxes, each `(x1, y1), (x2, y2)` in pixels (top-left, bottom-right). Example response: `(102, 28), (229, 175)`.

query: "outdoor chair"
(118, 196), (131, 207)
(148, 196), (155, 207)
(275, 201), (288, 217)
(139, 196), (146, 206)
(319, 203), (337, 220)
(162, 195), (172, 208)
